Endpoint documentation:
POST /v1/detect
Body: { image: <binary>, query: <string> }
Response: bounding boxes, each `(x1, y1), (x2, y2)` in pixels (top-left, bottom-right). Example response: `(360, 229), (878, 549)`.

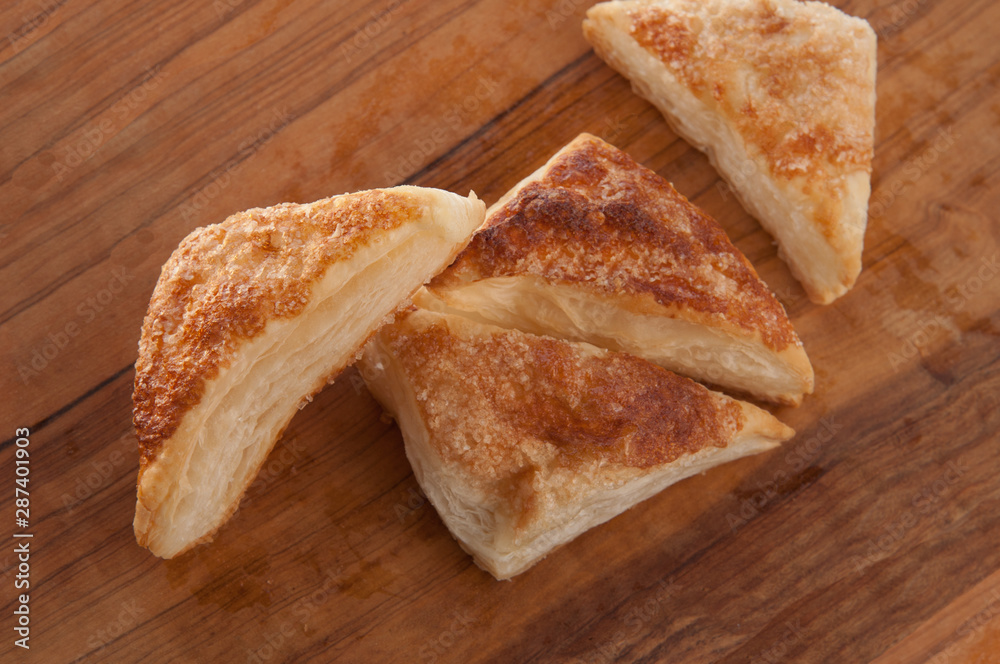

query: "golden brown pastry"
(133, 186), (485, 558)
(583, 0), (877, 304)
(359, 308), (794, 579)
(422, 133), (813, 405)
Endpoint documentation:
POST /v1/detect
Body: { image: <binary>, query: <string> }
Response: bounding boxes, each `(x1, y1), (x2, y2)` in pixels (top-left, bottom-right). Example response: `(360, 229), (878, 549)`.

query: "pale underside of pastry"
(133, 186), (485, 558)
(422, 132), (813, 405)
(583, 0), (877, 304)
(359, 308), (794, 579)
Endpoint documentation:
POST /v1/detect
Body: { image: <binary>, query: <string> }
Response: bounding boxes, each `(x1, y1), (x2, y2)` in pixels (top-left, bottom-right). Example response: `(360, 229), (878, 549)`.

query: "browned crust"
(379, 308), (748, 480)
(429, 133), (798, 350)
(132, 190), (426, 469)
(623, 0), (874, 185)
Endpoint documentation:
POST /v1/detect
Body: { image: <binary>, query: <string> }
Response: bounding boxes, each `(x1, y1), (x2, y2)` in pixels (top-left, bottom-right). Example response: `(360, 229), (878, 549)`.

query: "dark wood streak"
(0, 363), (133, 452)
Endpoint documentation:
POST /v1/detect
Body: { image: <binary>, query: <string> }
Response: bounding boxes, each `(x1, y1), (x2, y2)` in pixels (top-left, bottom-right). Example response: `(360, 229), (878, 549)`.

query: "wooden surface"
(2, 0), (999, 662)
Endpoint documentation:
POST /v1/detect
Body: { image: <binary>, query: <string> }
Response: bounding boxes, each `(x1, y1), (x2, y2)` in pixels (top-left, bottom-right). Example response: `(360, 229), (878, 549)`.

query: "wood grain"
(2, 0), (999, 662)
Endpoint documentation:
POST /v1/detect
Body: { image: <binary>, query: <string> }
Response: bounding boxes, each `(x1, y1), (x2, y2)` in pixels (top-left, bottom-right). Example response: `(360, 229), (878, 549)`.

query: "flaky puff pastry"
(583, 0), (877, 304)
(422, 133), (813, 405)
(359, 308), (794, 579)
(133, 187), (484, 558)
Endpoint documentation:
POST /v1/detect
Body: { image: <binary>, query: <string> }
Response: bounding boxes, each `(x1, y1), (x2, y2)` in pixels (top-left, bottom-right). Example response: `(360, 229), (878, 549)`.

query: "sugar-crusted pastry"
(359, 308), (794, 579)
(133, 186), (485, 558)
(583, 0), (877, 304)
(422, 133), (813, 405)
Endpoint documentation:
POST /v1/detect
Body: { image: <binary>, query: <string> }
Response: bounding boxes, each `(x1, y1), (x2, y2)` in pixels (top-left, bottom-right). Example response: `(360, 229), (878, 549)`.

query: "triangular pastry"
(359, 308), (794, 579)
(583, 0), (877, 303)
(133, 186), (485, 558)
(422, 133), (813, 405)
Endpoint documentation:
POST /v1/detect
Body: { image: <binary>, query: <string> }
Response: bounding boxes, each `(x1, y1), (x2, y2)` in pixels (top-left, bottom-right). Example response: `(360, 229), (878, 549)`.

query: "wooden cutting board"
(2, 0), (999, 661)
